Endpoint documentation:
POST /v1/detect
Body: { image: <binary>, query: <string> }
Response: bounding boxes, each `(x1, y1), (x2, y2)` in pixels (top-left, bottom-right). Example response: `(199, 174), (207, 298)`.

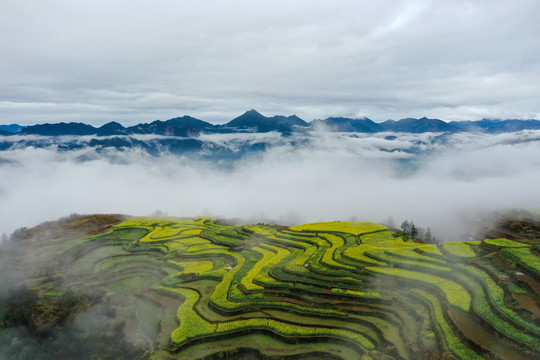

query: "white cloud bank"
(1, 130), (540, 241)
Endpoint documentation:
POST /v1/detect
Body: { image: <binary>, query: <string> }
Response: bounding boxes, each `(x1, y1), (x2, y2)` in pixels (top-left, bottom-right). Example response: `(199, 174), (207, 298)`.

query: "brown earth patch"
(514, 294), (540, 318)
(447, 307), (530, 360)
(12, 214), (126, 243)
(516, 273), (540, 296)
(493, 253), (514, 270)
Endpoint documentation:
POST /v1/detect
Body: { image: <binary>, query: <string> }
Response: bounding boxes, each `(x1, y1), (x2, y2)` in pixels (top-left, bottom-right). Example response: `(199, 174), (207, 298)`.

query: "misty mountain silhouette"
(450, 119), (540, 133)
(311, 117), (379, 132)
(124, 119), (200, 137)
(162, 116), (214, 130)
(0, 124), (25, 134)
(20, 122), (97, 136)
(3, 111), (540, 137)
(223, 109), (309, 133)
(96, 121), (126, 136)
(380, 117), (458, 133)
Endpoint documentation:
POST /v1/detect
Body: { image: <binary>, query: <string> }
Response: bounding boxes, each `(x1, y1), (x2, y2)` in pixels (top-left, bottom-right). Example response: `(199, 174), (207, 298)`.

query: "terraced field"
(3, 216), (540, 359)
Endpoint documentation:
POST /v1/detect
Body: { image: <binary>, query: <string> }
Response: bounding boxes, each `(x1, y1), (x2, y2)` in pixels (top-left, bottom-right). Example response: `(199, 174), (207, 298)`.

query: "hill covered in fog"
(2, 213), (540, 359)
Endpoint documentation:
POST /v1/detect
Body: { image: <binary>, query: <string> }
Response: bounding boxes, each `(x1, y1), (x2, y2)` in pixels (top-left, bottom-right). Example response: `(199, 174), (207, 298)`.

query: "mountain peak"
(96, 121), (126, 136)
(314, 117), (379, 132)
(99, 121), (124, 129)
(288, 114), (303, 121)
(379, 117), (457, 133)
(225, 110), (308, 132)
(241, 109), (265, 118)
(20, 122), (97, 136)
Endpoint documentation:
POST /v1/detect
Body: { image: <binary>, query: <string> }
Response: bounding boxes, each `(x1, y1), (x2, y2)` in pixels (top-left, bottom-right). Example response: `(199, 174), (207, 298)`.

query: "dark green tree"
(400, 220), (411, 234)
(424, 228), (433, 243)
(410, 223), (418, 238)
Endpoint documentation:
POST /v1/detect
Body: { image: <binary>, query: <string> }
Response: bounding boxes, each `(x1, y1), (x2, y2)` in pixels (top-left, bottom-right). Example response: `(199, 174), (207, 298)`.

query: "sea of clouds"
(1, 129), (540, 241)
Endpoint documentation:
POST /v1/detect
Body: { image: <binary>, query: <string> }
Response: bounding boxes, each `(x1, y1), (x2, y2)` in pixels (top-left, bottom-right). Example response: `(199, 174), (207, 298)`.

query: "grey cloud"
(1, 1), (540, 125)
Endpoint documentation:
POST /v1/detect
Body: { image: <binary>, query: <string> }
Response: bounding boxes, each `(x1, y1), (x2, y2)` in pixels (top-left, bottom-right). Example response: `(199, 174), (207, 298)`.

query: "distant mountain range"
(1, 110), (540, 137)
(0, 124), (25, 134)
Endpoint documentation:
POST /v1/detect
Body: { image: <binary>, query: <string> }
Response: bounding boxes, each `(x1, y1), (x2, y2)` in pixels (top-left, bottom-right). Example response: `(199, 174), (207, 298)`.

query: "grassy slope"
(2, 215), (540, 360)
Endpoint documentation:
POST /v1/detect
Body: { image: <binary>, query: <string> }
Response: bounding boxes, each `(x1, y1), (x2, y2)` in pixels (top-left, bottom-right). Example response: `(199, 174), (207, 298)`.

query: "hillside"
(1, 214), (540, 359)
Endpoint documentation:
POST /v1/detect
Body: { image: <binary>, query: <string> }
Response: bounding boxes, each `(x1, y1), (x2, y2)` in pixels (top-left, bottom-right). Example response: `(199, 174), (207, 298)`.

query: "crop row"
(209, 251), (347, 317)
(163, 287), (218, 345)
(216, 317), (375, 352)
(411, 289), (483, 359)
(318, 234), (359, 271)
(165, 286), (376, 353)
(440, 242), (477, 259)
(451, 264), (540, 348)
(457, 263), (540, 336)
(265, 253), (362, 291)
(168, 260), (215, 275)
(250, 244), (292, 290)
(330, 288), (381, 299)
(482, 238), (530, 249)
(289, 221), (388, 236)
(109, 217), (540, 359)
(200, 226), (248, 248)
(502, 247), (540, 278)
(383, 248), (447, 266)
(364, 248), (453, 274)
(244, 229), (366, 283)
(358, 231), (399, 244)
(366, 266), (471, 312)
(239, 247), (276, 293)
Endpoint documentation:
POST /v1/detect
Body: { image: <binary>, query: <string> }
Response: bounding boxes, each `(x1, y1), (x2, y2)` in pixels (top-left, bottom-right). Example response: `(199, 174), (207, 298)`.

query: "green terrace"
(4, 216), (540, 360)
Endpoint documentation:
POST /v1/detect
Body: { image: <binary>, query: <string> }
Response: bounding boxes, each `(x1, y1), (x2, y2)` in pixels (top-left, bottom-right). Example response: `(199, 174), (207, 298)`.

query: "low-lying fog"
(1, 129), (540, 241)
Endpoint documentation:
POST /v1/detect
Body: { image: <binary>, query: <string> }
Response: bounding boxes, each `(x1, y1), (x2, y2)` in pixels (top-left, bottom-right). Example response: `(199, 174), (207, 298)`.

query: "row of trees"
(400, 220), (437, 243)
(384, 217), (438, 243)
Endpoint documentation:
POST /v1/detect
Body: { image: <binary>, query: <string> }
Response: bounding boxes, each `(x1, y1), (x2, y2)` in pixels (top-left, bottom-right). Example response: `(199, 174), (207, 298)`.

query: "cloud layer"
(1, 130), (540, 241)
(1, 1), (539, 125)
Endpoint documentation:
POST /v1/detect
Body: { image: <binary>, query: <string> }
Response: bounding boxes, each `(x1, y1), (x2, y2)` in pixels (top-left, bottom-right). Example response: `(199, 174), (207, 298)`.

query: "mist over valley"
(2, 112), (540, 242)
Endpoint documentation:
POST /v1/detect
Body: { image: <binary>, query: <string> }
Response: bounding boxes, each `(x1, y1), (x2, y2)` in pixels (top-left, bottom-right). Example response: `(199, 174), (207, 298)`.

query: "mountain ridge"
(3, 111), (540, 137)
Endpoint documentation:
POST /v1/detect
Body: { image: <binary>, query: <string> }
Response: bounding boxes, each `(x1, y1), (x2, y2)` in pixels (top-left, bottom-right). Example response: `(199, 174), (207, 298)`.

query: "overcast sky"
(1, 0), (539, 126)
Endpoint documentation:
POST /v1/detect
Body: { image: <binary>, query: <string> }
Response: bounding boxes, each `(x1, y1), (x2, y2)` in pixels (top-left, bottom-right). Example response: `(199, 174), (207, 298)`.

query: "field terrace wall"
(16, 216), (540, 359)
